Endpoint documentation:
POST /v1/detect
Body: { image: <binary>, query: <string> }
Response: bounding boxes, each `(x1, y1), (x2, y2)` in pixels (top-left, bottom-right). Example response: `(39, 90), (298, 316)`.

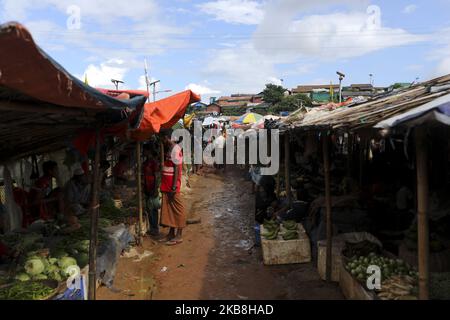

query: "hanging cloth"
(2, 165), (22, 232)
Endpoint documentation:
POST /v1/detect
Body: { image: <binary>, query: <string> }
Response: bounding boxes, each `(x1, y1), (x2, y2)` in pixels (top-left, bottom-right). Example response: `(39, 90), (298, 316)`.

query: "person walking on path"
(159, 130), (186, 246)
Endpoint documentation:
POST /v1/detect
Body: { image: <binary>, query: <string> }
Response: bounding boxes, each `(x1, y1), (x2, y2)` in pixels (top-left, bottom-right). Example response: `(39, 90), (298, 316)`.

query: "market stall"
(271, 74), (450, 299)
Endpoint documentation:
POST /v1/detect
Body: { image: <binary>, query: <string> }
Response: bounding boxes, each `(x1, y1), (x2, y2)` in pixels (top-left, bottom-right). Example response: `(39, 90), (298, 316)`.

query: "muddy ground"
(97, 166), (344, 300)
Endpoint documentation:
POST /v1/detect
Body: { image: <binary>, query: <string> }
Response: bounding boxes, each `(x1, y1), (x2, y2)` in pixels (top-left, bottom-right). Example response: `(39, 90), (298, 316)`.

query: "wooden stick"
(284, 133), (292, 208)
(88, 128), (101, 300)
(276, 171), (280, 198)
(323, 132), (333, 282)
(415, 126), (429, 300)
(359, 137), (365, 188)
(136, 142), (144, 245)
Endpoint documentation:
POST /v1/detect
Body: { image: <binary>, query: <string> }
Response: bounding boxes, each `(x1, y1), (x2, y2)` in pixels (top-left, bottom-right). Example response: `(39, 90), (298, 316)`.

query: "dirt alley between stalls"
(97, 166), (344, 300)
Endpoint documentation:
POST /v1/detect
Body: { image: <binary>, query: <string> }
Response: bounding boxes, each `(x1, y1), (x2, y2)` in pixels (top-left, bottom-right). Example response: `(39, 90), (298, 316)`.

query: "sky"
(1, 0), (450, 103)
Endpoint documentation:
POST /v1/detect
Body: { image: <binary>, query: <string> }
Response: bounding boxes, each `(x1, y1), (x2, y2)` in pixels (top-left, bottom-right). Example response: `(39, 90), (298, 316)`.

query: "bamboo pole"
(359, 137), (365, 188)
(276, 171), (280, 198)
(322, 132), (333, 282)
(136, 142), (144, 245)
(284, 133), (292, 208)
(415, 126), (429, 300)
(88, 129), (101, 300)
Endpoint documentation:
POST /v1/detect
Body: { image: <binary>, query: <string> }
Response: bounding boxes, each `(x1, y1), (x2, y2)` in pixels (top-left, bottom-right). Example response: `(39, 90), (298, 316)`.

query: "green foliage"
(268, 94), (312, 114)
(262, 83), (286, 105)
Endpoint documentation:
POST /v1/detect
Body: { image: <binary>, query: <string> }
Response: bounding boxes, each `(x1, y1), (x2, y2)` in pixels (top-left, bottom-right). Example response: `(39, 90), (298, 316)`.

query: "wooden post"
(276, 171), (281, 198)
(323, 132), (333, 282)
(88, 129), (101, 300)
(284, 133), (292, 208)
(136, 142), (144, 245)
(415, 126), (429, 300)
(359, 137), (365, 188)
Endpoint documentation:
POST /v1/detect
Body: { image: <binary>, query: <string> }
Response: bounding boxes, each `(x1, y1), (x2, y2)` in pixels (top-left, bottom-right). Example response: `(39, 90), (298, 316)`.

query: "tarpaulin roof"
(0, 22), (146, 112)
(277, 73), (450, 133)
(0, 22), (148, 161)
(96, 88), (150, 100)
(129, 90), (201, 141)
(374, 92), (450, 129)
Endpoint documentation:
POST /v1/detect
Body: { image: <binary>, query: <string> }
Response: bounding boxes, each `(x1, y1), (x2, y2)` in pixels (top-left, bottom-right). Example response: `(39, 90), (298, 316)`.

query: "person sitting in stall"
(64, 168), (91, 218)
(255, 176), (278, 224)
(112, 154), (129, 186)
(143, 144), (161, 237)
(28, 160), (64, 221)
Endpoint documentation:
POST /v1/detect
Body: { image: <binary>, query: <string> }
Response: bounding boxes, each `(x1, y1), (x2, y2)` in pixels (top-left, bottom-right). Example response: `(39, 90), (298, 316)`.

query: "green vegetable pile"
(345, 253), (418, 284)
(99, 198), (134, 223)
(281, 220), (299, 240)
(13, 252), (79, 283)
(0, 281), (55, 300)
(262, 220), (280, 240)
(262, 220), (300, 241)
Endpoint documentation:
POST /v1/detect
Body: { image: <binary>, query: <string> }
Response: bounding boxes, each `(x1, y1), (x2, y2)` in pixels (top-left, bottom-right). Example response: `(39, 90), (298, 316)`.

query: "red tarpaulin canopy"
(72, 90), (201, 154)
(130, 90), (201, 141)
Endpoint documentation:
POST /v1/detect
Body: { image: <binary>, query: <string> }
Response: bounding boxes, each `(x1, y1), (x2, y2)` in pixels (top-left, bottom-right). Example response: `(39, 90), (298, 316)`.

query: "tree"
(262, 83), (286, 105)
(268, 94), (312, 114)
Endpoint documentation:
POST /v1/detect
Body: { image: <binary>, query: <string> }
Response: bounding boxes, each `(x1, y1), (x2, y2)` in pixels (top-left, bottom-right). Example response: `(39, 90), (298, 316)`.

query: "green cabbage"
(24, 258), (45, 276)
(48, 271), (62, 282)
(57, 256), (77, 271)
(33, 274), (48, 280)
(45, 264), (59, 275)
(15, 273), (31, 282)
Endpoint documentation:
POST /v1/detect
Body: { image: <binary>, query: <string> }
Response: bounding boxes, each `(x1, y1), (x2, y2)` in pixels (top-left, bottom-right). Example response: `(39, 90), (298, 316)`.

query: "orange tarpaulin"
(130, 90), (201, 141)
(72, 90), (200, 154)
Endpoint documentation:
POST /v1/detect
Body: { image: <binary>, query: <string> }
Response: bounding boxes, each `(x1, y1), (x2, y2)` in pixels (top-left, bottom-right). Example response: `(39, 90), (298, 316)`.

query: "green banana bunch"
(282, 230), (299, 240)
(264, 229), (279, 240)
(282, 220), (298, 231)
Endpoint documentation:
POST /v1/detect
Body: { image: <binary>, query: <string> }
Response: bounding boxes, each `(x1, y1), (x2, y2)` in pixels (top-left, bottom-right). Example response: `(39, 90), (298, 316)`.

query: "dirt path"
(97, 167), (344, 300)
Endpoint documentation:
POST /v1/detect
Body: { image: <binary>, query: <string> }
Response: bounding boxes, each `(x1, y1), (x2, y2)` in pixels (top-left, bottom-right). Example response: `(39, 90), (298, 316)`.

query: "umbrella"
(234, 112), (263, 124)
(202, 116), (219, 126)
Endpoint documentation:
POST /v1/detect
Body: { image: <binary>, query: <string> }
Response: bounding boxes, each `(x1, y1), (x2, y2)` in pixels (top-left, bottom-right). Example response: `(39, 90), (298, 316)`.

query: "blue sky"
(1, 0), (450, 102)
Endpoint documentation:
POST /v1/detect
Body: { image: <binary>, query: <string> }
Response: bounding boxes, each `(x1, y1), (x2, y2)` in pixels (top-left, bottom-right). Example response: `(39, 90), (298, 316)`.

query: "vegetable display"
(0, 281), (56, 300)
(377, 275), (417, 300)
(345, 253), (418, 284)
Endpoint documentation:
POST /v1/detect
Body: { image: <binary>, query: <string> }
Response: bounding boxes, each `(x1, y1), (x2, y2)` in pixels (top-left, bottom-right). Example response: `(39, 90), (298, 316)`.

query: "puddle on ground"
(234, 240), (251, 249)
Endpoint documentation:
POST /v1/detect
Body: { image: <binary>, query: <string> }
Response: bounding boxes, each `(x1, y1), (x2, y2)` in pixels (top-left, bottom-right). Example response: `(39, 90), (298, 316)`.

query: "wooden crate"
(260, 223), (311, 265)
(339, 258), (377, 300)
(317, 240), (345, 282)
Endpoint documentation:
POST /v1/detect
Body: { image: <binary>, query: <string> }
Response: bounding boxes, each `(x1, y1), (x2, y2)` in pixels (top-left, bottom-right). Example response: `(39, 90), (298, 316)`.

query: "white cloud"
(403, 4), (417, 14)
(202, 1), (426, 96)
(253, 8), (426, 60)
(435, 57), (450, 76)
(426, 27), (450, 78)
(185, 83), (221, 96)
(198, 0), (264, 25)
(138, 75), (160, 91)
(204, 45), (283, 94)
(80, 59), (128, 88)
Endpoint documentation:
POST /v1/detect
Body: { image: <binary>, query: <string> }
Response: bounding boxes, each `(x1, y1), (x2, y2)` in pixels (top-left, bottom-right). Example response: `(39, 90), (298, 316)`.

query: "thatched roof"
(280, 74), (450, 133)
